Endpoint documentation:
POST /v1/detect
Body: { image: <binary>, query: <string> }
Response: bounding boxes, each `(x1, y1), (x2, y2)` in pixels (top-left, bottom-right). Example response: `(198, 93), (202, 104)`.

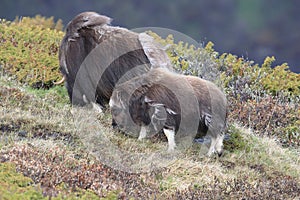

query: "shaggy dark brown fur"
(110, 68), (228, 155)
(59, 12), (172, 107)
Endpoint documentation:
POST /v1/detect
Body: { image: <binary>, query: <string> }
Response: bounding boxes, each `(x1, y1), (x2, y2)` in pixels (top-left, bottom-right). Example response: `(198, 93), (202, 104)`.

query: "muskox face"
(109, 85), (178, 137)
(109, 90), (141, 133)
(109, 98), (128, 129)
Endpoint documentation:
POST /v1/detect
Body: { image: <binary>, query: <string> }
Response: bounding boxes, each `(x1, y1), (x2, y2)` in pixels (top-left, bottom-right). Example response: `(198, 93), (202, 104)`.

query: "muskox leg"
(163, 128), (176, 152)
(207, 132), (217, 157)
(207, 133), (224, 157)
(138, 126), (147, 140)
(215, 134), (224, 156)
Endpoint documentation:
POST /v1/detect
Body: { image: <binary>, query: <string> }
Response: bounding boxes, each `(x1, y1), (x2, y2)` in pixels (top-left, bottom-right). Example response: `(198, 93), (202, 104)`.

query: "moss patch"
(0, 162), (45, 200)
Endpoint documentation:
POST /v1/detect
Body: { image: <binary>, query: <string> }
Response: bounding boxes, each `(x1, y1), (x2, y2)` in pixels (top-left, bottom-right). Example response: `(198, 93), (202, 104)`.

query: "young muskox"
(109, 68), (228, 156)
(58, 12), (172, 108)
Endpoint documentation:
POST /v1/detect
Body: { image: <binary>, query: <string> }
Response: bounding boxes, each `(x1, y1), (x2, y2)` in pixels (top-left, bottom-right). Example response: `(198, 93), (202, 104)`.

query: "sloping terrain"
(0, 73), (299, 199)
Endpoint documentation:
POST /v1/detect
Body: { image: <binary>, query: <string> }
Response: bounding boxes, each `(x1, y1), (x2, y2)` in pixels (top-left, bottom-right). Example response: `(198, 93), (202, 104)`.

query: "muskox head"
(110, 86), (178, 136)
(109, 87), (154, 134)
(109, 90), (132, 130)
(65, 12), (112, 36)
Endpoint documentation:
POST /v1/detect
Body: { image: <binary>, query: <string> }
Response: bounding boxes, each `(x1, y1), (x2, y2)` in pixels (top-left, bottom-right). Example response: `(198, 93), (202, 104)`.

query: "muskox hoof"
(206, 148), (224, 157)
(217, 149), (224, 157)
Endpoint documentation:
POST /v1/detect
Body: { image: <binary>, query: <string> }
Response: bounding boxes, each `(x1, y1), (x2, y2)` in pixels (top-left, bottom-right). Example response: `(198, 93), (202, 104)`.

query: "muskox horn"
(54, 76), (65, 85)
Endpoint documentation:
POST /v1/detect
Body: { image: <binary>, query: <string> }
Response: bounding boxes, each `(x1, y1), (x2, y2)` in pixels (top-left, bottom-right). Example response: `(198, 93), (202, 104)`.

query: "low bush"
(0, 16), (64, 89)
(223, 124), (250, 153)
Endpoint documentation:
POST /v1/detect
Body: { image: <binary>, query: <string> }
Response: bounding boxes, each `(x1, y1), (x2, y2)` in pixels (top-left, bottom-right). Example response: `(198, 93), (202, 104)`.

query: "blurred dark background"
(1, 0), (299, 73)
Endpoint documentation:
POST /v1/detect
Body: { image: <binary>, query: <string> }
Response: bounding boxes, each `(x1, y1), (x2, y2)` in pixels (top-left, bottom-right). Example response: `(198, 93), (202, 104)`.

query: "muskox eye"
(111, 107), (122, 116)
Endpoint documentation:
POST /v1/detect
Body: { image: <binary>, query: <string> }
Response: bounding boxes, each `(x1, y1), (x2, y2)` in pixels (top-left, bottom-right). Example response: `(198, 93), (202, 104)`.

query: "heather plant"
(0, 16), (64, 89)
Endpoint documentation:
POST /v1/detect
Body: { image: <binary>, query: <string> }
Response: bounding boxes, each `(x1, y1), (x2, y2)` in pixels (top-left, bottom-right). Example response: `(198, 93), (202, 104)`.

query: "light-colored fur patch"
(138, 126), (147, 140)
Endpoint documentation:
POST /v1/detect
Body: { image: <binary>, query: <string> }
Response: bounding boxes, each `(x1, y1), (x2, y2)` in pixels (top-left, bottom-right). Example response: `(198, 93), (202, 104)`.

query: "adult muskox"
(58, 11), (172, 108)
(109, 68), (228, 156)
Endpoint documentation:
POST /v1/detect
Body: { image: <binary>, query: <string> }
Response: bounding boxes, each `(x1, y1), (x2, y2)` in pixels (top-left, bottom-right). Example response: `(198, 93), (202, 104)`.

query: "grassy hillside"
(0, 16), (299, 199)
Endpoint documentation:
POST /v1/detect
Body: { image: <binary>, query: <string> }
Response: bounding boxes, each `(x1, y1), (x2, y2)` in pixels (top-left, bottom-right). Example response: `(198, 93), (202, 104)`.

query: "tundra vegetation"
(0, 16), (299, 199)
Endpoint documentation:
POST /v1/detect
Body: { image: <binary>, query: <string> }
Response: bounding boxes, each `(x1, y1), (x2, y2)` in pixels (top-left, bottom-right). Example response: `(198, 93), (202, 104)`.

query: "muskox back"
(59, 12), (172, 107)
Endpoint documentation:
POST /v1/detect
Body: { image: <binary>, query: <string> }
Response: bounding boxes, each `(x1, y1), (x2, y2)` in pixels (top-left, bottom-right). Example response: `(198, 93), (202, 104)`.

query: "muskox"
(109, 68), (228, 156)
(58, 11), (172, 108)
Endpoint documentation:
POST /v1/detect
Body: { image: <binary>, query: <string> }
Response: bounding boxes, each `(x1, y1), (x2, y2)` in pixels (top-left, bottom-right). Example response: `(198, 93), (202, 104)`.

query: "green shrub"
(148, 32), (222, 84)
(260, 59), (300, 96)
(224, 125), (250, 153)
(0, 16), (64, 89)
(14, 15), (63, 31)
